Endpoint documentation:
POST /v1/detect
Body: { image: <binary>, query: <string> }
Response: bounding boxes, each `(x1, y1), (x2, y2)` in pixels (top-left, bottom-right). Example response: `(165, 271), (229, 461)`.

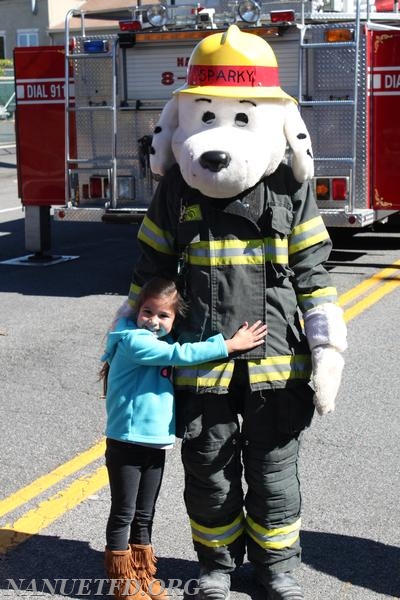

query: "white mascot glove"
(303, 304), (347, 416)
(311, 346), (344, 415)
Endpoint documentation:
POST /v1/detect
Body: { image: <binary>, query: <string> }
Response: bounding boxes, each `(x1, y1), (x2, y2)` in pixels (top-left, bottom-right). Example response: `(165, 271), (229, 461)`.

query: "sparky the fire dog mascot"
(128, 25), (347, 600)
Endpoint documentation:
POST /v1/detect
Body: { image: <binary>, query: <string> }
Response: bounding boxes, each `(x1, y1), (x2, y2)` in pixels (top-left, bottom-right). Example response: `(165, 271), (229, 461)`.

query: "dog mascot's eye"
(235, 113), (248, 127)
(202, 111), (216, 124)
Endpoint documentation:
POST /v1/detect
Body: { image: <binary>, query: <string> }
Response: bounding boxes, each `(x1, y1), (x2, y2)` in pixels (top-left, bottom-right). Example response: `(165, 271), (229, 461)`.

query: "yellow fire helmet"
(176, 24), (295, 102)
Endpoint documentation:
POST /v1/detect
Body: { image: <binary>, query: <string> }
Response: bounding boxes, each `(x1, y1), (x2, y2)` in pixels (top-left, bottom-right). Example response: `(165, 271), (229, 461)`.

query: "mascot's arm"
(289, 180), (347, 416)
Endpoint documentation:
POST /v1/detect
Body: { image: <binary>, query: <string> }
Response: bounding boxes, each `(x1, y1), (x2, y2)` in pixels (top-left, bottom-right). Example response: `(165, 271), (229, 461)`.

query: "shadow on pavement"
(0, 533), (198, 599)
(0, 530), (398, 598)
(0, 219), (140, 298)
(301, 529), (400, 597)
(1, 216), (399, 298)
(0, 160), (16, 169)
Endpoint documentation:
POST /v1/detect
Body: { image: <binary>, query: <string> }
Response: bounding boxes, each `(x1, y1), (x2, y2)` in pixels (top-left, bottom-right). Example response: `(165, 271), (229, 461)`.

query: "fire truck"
(13, 0), (400, 256)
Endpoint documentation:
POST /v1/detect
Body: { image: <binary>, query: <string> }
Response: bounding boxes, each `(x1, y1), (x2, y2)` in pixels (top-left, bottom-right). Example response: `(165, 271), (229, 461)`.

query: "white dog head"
(150, 26), (314, 199)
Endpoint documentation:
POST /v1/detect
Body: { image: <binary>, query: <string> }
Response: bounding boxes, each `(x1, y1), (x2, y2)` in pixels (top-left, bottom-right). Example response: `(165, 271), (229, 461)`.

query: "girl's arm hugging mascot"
(128, 24), (347, 600)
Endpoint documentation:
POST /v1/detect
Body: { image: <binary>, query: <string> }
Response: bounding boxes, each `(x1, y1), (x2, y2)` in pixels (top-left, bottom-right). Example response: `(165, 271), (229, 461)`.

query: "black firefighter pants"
(177, 361), (314, 574)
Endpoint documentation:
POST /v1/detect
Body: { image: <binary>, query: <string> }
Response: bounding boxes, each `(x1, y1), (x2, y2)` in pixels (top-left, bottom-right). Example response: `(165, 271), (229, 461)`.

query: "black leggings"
(105, 438), (166, 550)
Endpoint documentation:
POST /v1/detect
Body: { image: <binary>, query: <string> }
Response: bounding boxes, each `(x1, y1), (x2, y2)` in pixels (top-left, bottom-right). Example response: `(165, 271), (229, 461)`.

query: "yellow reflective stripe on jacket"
(246, 515), (301, 550)
(298, 287), (338, 312)
(138, 214), (175, 255)
(174, 360), (235, 389)
(128, 282), (142, 309)
(185, 240), (264, 266)
(184, 238), (288, 267)
(289, 216), (329, 255)
(248, 355), (312, 384)
(190, 513), (245, 548)
(264, 237), (288, 265)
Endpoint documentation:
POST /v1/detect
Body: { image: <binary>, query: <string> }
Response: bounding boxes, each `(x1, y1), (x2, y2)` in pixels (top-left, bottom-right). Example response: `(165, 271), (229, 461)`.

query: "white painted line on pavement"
(0, 206), (21, 214)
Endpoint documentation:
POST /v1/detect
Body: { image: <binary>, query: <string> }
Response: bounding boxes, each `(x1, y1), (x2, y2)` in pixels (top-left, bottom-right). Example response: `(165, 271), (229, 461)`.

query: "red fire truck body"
(13, 1), (400, 253)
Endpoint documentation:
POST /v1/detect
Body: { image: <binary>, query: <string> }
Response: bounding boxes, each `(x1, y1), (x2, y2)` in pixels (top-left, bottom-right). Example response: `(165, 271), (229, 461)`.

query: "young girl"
(100, 277), (267, 600)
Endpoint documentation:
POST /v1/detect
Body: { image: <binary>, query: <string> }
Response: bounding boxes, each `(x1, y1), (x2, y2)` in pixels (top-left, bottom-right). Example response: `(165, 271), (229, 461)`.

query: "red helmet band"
(187, 65), (280, 88)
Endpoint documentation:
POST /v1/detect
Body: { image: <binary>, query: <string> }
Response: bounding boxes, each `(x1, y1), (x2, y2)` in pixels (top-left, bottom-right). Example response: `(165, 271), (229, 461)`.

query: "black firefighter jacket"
(129, 163), (338, 394)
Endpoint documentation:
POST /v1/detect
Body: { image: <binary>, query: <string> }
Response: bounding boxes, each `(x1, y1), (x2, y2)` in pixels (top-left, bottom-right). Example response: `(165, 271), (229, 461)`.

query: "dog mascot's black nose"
(200, 151), (231, 172)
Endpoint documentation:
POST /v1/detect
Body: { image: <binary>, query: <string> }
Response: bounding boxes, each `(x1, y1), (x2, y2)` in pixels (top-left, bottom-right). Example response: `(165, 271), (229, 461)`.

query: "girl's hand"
(225, 321), (267, 354)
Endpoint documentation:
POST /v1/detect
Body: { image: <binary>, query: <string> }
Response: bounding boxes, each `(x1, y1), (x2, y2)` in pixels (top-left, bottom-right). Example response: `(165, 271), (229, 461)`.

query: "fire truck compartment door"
(368, 29), (400, 211)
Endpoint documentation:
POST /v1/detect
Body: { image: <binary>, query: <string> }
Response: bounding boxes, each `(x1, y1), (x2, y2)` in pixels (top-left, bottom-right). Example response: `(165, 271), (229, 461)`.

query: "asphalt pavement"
(0, 145), (399, 600)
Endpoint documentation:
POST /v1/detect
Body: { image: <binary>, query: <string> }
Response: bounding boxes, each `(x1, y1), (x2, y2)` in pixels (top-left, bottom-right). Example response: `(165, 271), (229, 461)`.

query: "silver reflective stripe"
(248, 355), (312, 384)
(190, 513), (245, 548)
(246, 516), (301, 550)
(138, 214), (175, 255)
(289, 216), (329, 255)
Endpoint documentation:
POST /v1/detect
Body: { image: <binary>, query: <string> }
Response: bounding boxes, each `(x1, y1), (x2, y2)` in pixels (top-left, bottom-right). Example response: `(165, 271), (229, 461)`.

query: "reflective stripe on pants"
(179, 367), (314, 572)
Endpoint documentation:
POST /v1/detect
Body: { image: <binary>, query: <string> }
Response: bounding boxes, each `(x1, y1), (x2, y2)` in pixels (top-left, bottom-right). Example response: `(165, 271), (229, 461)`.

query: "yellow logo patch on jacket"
(182, 204), (202, 222)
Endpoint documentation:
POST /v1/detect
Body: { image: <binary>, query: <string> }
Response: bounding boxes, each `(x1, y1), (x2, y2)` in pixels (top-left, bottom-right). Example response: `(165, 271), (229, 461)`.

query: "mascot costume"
(128, 25), (347, 600)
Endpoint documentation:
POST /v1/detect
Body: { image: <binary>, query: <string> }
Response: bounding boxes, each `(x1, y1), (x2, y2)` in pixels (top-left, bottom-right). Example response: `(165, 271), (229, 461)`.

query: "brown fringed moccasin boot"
(105, 547), (152, 600)
(130, 543), (169, 600)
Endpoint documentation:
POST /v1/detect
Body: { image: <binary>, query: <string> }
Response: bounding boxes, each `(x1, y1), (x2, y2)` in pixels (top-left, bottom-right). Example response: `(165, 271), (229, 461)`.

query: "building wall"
(0, 0), (82, 58)
(0, 0), (49, 58)
(47, 0), (84, 29)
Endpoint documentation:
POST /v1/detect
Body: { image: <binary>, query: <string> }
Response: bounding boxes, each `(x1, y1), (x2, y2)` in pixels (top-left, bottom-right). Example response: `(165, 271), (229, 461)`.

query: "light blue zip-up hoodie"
(102, 317), (228, 446)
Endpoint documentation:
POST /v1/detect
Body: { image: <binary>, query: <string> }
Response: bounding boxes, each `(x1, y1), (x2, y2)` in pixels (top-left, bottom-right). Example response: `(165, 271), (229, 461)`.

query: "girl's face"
(136, 294), (176, 338)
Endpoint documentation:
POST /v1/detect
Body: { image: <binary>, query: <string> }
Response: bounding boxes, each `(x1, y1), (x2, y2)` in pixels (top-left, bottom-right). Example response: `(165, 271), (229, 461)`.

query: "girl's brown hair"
(99, 278), (187, 397)
(135, 277), (187, 319)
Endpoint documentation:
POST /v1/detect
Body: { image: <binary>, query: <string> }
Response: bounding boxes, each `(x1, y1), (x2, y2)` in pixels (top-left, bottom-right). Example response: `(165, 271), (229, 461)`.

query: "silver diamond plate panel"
(301, 24), (367, 210)
(70, 36), (161, 209)
(73, 36), (116, 107)
(304, 105), (354, 157)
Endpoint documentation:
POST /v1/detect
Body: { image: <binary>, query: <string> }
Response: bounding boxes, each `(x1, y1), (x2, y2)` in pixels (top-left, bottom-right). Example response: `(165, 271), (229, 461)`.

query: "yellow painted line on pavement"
(0, 438), (106, 519)
(343, 275), (400, 323)
(1, 261), (400, 555)
(0, 465), (108, 554)
(339, 259), (400, 322)
(339, 259), (400, 309)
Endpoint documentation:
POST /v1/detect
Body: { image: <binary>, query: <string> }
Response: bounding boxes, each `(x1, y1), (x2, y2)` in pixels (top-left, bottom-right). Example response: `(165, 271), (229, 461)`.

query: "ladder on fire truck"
(65, 10), (121, 211)
(297, 0), (364, 214)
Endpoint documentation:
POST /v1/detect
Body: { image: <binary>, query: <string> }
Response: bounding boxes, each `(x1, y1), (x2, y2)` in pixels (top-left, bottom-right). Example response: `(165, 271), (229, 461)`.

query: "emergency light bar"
(114, 2), (298, 31)
(119, 20), (142, 31)
(83, 39), (109, 53)
(117, 4), (217, 30)
(270, 9), (295, 22)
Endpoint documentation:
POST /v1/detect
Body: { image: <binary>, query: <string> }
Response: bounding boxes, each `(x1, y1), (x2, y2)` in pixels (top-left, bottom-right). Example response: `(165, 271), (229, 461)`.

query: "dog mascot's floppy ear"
(283, 101), (314, 182)
(150, 95), (179, 177)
